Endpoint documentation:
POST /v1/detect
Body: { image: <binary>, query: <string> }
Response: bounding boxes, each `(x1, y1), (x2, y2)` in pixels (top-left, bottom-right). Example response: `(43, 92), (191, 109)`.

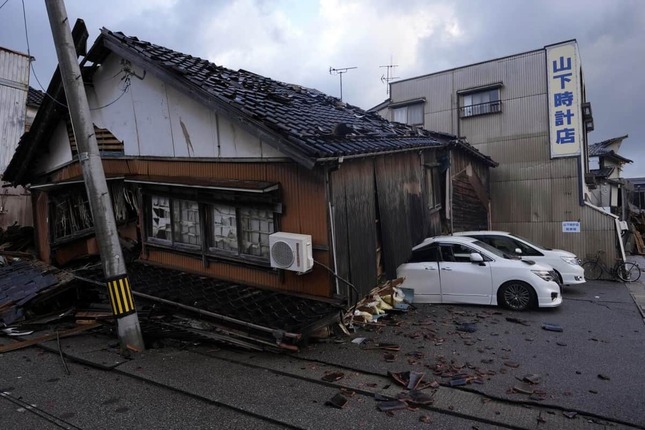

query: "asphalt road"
(1, 276), (644, 429)
(298, 278), (645, 426)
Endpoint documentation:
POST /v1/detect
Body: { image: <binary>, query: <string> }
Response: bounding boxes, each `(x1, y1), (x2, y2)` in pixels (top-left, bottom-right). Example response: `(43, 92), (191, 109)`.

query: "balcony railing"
(459, 100), (502, 118)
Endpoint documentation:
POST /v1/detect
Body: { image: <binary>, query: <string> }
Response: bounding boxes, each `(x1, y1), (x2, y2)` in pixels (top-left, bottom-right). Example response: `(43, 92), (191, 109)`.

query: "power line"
(0, 0), (11, 11)
(19, 0), (132, 111)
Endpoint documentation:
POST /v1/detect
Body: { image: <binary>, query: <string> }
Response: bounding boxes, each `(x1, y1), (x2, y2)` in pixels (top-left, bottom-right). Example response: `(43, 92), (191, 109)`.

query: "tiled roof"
(589, 167), (614, 179)
(0, 260), (75, 325)
(27, 86), (44, 107)
(3, 24), (494, 186)
(588, 142), (607, 157)
(95, 29), (494, 164)
(589, 135), (629, 156)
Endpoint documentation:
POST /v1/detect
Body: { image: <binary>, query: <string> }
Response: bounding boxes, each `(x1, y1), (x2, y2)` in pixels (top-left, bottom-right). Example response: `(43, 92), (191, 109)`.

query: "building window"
(425, 166), (442, 210)
(392, 103), (424, 125)
(209, 203), (238, 253)
(49, 181), (137, 243)
(460, 88), (501, 118)
(151, 195), (171, 242)
(146, 192), (277, 263)
(172, 199), (201, 247)
(239, 207), (274, 258)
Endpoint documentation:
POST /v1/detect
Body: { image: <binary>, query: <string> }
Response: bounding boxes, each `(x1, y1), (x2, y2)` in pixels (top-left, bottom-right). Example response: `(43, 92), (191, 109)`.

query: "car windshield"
(509, 233), (549, 250)
(472, 240), (510, 258)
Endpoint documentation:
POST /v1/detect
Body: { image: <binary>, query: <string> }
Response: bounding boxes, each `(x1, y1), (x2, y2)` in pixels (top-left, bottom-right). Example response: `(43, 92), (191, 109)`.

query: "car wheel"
(498, 281), (536, 311)
(554, 271), (563, 288)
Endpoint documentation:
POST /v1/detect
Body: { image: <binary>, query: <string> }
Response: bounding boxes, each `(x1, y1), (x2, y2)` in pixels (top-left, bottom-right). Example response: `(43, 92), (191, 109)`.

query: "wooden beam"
(0, 323), (100, 353)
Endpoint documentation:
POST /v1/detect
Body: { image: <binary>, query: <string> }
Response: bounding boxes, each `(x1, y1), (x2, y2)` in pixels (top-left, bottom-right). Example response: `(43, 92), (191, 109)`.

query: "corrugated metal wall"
(45, 159), (333, 298)
(43, 148), (491, 299)
(0, 48), (30, 173)
(0, 49), (31, 229)
(389, 48), (619, 263)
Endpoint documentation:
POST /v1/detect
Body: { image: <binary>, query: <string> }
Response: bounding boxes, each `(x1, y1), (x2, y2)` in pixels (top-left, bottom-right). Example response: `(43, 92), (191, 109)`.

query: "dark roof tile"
(100, 29), (492, 161)
(27, 87), (45, 106)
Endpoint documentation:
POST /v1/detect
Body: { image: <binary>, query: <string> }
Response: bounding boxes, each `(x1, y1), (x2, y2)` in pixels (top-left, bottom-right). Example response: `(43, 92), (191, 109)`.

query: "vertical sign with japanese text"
(547, 42), (582, 158)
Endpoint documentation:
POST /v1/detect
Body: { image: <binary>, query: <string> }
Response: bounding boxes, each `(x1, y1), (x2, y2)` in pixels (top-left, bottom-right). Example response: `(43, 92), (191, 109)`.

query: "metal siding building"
(0, 47), (32, 229)
(380, 42), (620, 264)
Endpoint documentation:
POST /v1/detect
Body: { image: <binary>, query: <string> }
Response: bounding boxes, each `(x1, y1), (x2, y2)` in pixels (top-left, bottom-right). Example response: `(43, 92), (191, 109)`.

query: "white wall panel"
(33, 120), (73, 174)
(90, 56), (140, 155)
(90, 54), (285, 160)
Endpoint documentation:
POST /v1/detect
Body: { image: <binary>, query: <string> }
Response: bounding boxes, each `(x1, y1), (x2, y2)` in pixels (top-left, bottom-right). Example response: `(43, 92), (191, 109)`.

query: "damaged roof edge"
(449, 139), (498, 167)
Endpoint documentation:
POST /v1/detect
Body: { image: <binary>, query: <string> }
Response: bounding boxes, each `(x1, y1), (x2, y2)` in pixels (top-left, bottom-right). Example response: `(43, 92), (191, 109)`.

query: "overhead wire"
(0, 0), (10, 11)
(19, 0), (133, 112)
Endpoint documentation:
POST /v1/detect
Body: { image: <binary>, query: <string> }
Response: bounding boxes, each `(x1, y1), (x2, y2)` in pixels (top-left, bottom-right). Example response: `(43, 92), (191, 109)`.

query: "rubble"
(344, 278), (412, 327)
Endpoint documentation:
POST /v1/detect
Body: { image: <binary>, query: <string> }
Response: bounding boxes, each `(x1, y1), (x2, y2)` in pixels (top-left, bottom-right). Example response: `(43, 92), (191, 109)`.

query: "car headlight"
(561, 256), (580, 266)
(532, 270), (554, 282)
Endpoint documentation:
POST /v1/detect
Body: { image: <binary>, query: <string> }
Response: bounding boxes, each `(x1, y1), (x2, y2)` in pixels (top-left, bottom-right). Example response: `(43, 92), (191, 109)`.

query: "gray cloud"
(1, 0), (642, 175)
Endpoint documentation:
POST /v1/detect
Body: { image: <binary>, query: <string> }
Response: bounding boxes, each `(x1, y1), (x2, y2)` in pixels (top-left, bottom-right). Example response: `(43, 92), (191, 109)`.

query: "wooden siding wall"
(331, 159), (378, 299)
(450, 150), (492, 232)
(375, 152), (430, 278)
(332, 150), (447, 296)
(452, 171), (489, 231)
(43, 159), (332, 298)
(32, 191), (50, 263)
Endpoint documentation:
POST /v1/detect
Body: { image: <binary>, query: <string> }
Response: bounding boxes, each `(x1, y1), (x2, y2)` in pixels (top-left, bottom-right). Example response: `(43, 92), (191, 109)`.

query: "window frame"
(48, 181), (138, 246)
(459, 86), (502, 118)
(143, 186), (280, 267)
(424, 165), (442, 211)
(391, 101), (425, 126)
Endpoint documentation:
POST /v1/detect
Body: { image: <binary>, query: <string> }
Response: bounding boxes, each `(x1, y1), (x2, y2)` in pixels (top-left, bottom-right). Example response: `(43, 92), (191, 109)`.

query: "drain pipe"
(326, 161), (342, 295)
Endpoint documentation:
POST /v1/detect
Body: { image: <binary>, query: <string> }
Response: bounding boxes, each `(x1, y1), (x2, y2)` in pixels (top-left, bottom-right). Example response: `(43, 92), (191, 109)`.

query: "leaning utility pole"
(45, 0), (145, 352)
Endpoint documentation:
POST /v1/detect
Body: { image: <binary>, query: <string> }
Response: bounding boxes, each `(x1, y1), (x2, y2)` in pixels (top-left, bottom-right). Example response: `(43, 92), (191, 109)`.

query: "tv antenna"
(380, 62), (399, 95)
(329, 66), (357, 101)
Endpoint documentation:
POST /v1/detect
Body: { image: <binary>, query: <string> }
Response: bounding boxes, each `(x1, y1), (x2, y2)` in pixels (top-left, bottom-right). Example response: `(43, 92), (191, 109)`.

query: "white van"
(453, 231), (586, 286)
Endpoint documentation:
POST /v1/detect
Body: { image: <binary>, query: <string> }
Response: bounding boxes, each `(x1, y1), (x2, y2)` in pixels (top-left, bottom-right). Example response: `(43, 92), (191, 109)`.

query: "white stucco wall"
(89, 55), (284, 160)
(33, 120), (73, 175)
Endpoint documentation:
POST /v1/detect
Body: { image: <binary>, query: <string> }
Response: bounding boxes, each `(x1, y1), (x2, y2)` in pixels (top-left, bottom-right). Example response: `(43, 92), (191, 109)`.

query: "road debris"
(506, 317), (531, 326)
(321, 371), (345, 382)
(542, 323), (563, 332)
(325, 393), (348, 409)
(456, 322), (478, 333)
(522, 373), (542, 384)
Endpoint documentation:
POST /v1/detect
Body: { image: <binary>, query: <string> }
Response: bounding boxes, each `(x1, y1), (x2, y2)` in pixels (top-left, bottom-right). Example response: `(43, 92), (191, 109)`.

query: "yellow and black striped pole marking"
(107, 275), (136, 317)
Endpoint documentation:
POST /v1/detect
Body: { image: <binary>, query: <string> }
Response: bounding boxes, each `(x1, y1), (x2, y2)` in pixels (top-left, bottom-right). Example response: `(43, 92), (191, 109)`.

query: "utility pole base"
(117, 313), (146, 353)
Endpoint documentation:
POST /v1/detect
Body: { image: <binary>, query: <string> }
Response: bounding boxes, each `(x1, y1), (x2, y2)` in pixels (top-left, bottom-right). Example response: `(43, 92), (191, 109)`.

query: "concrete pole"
(45, 0), (145, 352)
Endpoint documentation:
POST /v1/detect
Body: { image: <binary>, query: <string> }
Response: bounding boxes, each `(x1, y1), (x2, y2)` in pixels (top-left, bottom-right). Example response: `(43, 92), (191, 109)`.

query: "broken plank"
(75, 311), (114, 320)
(0, 323), (100, 353)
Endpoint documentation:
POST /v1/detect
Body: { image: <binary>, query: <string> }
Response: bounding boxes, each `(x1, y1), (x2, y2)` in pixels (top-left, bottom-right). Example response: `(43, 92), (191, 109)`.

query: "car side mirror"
(469, 253), (484, 263)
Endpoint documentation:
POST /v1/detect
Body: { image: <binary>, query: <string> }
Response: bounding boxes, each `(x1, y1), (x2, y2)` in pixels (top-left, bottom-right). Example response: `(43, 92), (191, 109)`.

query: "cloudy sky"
(1, 0), (643, 176)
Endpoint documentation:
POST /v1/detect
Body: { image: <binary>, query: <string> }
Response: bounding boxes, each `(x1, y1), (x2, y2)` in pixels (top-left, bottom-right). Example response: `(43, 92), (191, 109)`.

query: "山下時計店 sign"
(546, 42), (583, 158)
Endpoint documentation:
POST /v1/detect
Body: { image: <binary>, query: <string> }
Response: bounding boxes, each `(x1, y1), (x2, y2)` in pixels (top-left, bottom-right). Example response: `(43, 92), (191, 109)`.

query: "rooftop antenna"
(329, 66), (357, 101)
(380, 58), (399, 95)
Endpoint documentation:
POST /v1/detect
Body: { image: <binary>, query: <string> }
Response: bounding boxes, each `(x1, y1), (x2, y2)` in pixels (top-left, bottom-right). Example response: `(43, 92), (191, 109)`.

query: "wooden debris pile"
(344, 278), (412, 327)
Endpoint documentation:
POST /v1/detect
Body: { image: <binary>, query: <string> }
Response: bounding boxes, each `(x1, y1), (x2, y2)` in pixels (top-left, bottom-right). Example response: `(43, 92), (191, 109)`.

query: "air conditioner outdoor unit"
(269, 232), (313, 273)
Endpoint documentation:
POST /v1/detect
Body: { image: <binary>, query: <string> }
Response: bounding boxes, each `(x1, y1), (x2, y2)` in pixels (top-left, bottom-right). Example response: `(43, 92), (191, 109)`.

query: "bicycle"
(582, 251), (641, 282)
